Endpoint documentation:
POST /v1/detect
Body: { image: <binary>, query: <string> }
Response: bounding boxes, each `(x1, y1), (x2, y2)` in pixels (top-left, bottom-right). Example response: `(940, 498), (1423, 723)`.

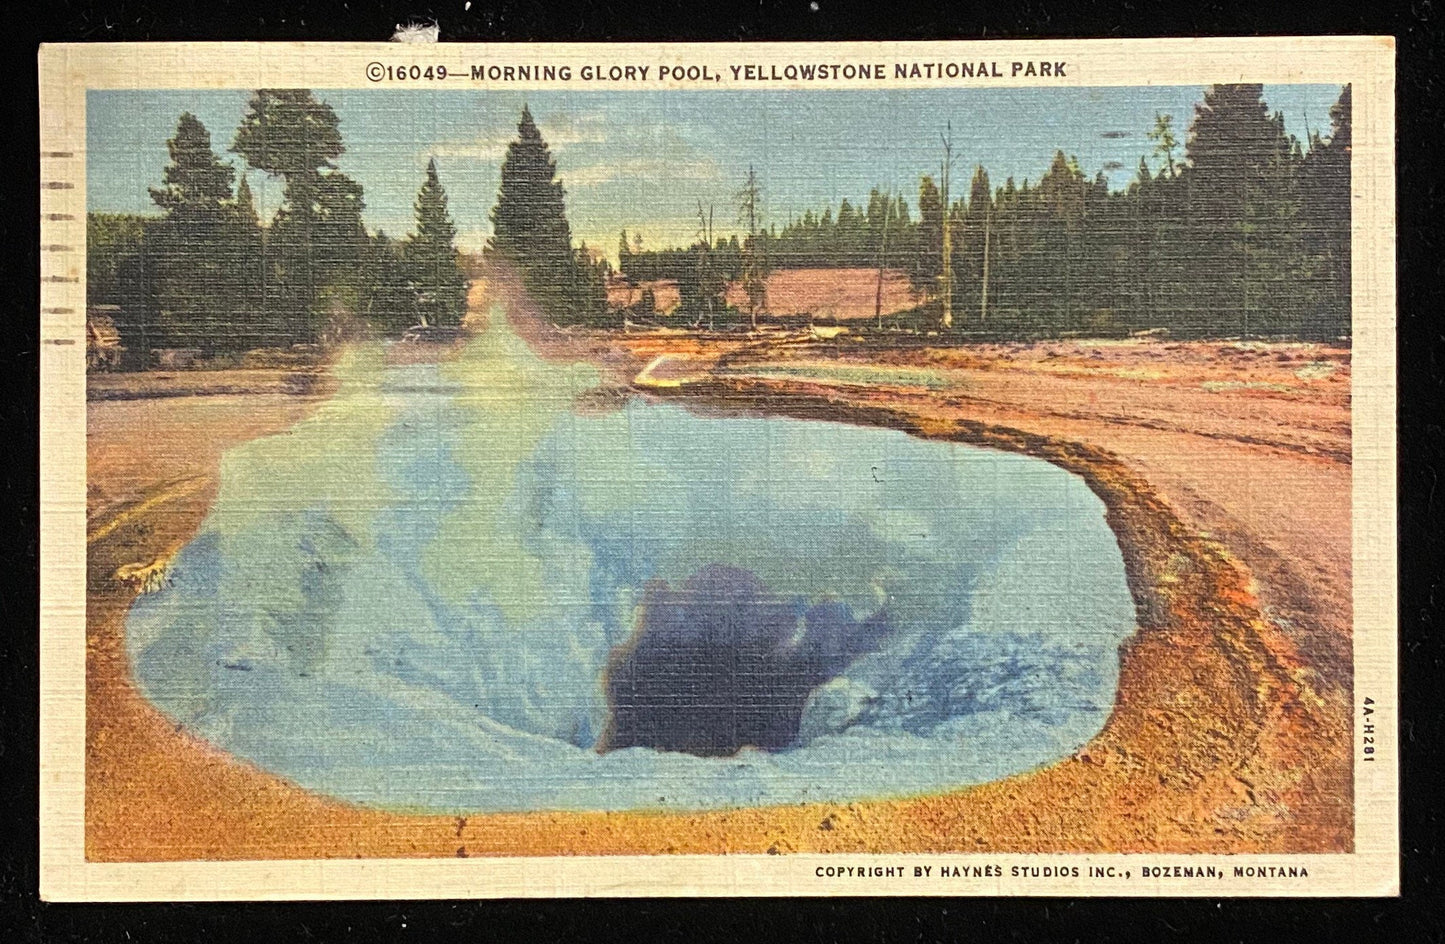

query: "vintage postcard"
(38, 38), (1397, 899)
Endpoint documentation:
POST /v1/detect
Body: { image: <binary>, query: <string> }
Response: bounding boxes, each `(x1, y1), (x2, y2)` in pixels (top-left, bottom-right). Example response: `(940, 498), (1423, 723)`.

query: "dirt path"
(84, 281), (1353, 860)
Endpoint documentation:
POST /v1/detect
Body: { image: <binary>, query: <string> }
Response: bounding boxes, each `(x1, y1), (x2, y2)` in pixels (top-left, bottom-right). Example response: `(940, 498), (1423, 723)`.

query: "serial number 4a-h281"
(1362, 696), (1378, 761)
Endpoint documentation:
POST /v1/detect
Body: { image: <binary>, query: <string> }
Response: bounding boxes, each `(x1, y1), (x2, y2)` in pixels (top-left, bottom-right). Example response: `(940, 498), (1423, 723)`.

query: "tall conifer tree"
(489, 106), (603, 322)
(232, 89), (353, 339)
(912, 176), (944, 299)
(1183, 83), (1301, 335)
(1298, 84), (1352, 338)
(408, 158), (468, 326)
(148, 113), (244, 351)
(149, 113), (235, 221)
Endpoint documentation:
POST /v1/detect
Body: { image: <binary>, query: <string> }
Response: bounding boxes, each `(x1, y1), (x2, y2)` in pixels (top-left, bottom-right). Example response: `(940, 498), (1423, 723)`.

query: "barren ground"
(607, 267), (916, 321)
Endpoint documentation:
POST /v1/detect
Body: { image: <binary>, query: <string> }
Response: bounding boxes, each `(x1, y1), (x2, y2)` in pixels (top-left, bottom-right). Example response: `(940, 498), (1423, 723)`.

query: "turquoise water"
(126, 315), (1137, 813)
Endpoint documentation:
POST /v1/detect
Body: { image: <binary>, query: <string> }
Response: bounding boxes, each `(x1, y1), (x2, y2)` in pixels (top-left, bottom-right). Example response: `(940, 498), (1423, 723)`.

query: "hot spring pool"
(126, 319), (1138, 813)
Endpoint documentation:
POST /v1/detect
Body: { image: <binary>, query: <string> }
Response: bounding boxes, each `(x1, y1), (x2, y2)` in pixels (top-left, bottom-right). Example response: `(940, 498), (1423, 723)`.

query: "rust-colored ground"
(606, 267), (916, 321)
(723, 267), (916, 320)
(606, 277), (682, 314)
(85, 280), (1352, 860)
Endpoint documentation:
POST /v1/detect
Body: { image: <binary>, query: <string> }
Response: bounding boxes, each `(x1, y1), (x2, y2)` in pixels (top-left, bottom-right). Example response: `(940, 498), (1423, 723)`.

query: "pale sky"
(88, 85), (1343, 258)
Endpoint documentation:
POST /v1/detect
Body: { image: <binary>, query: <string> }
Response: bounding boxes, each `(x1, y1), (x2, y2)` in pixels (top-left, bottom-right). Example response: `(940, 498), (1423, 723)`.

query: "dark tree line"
(88, 90), (468, 364)
(950, 82), (1352, 340)
(615, 84), (1353, 340)
(618, 191), (913, 281)
(89, 85), (1351, 353)
(619, 235), (744, 286)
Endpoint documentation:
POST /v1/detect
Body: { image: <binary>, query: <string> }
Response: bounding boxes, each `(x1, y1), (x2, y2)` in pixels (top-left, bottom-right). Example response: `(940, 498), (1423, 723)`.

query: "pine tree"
(232, 89), (345, 201)
(1186, 84), (1285, 183)
(836, 198), (864, 266)
(407, 158), (468, 326)
(491, 107), (571, 258)
(490, 105), (602, 322)
(232, 89), (351, 341)
(912, 175), (944, 299)
(1136, 156), (1152, 188)
(362, 231), (416, 335)
(1183, 84), (1301, 336)
(149, 113), (235, 221)
(233, 174), (260, 227)
(148, 113), (245, 352)
(86, 213), (155, 359)
(1298, 84), (1352, 338)
(1148, 113), (1179, 178)
(617, 229), (632, 280)
(309, 170), (369, 339)
(1035, 151), (1087, 330)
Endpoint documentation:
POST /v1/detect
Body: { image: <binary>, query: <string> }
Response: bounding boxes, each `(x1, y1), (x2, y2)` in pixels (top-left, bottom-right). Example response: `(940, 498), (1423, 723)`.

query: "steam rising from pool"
(126, 312), (1137, 813)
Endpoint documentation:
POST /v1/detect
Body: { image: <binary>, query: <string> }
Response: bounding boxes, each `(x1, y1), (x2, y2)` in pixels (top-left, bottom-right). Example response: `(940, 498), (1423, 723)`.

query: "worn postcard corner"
(38, 37), (1397, 900)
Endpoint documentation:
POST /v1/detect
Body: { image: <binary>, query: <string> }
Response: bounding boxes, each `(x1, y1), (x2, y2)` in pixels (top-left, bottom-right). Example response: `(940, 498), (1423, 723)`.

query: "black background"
(3, 1), (1441, 940)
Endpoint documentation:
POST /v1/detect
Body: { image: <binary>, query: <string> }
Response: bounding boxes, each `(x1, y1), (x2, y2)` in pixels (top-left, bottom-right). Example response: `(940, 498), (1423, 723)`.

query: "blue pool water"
(126, 317), (1137, 813)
